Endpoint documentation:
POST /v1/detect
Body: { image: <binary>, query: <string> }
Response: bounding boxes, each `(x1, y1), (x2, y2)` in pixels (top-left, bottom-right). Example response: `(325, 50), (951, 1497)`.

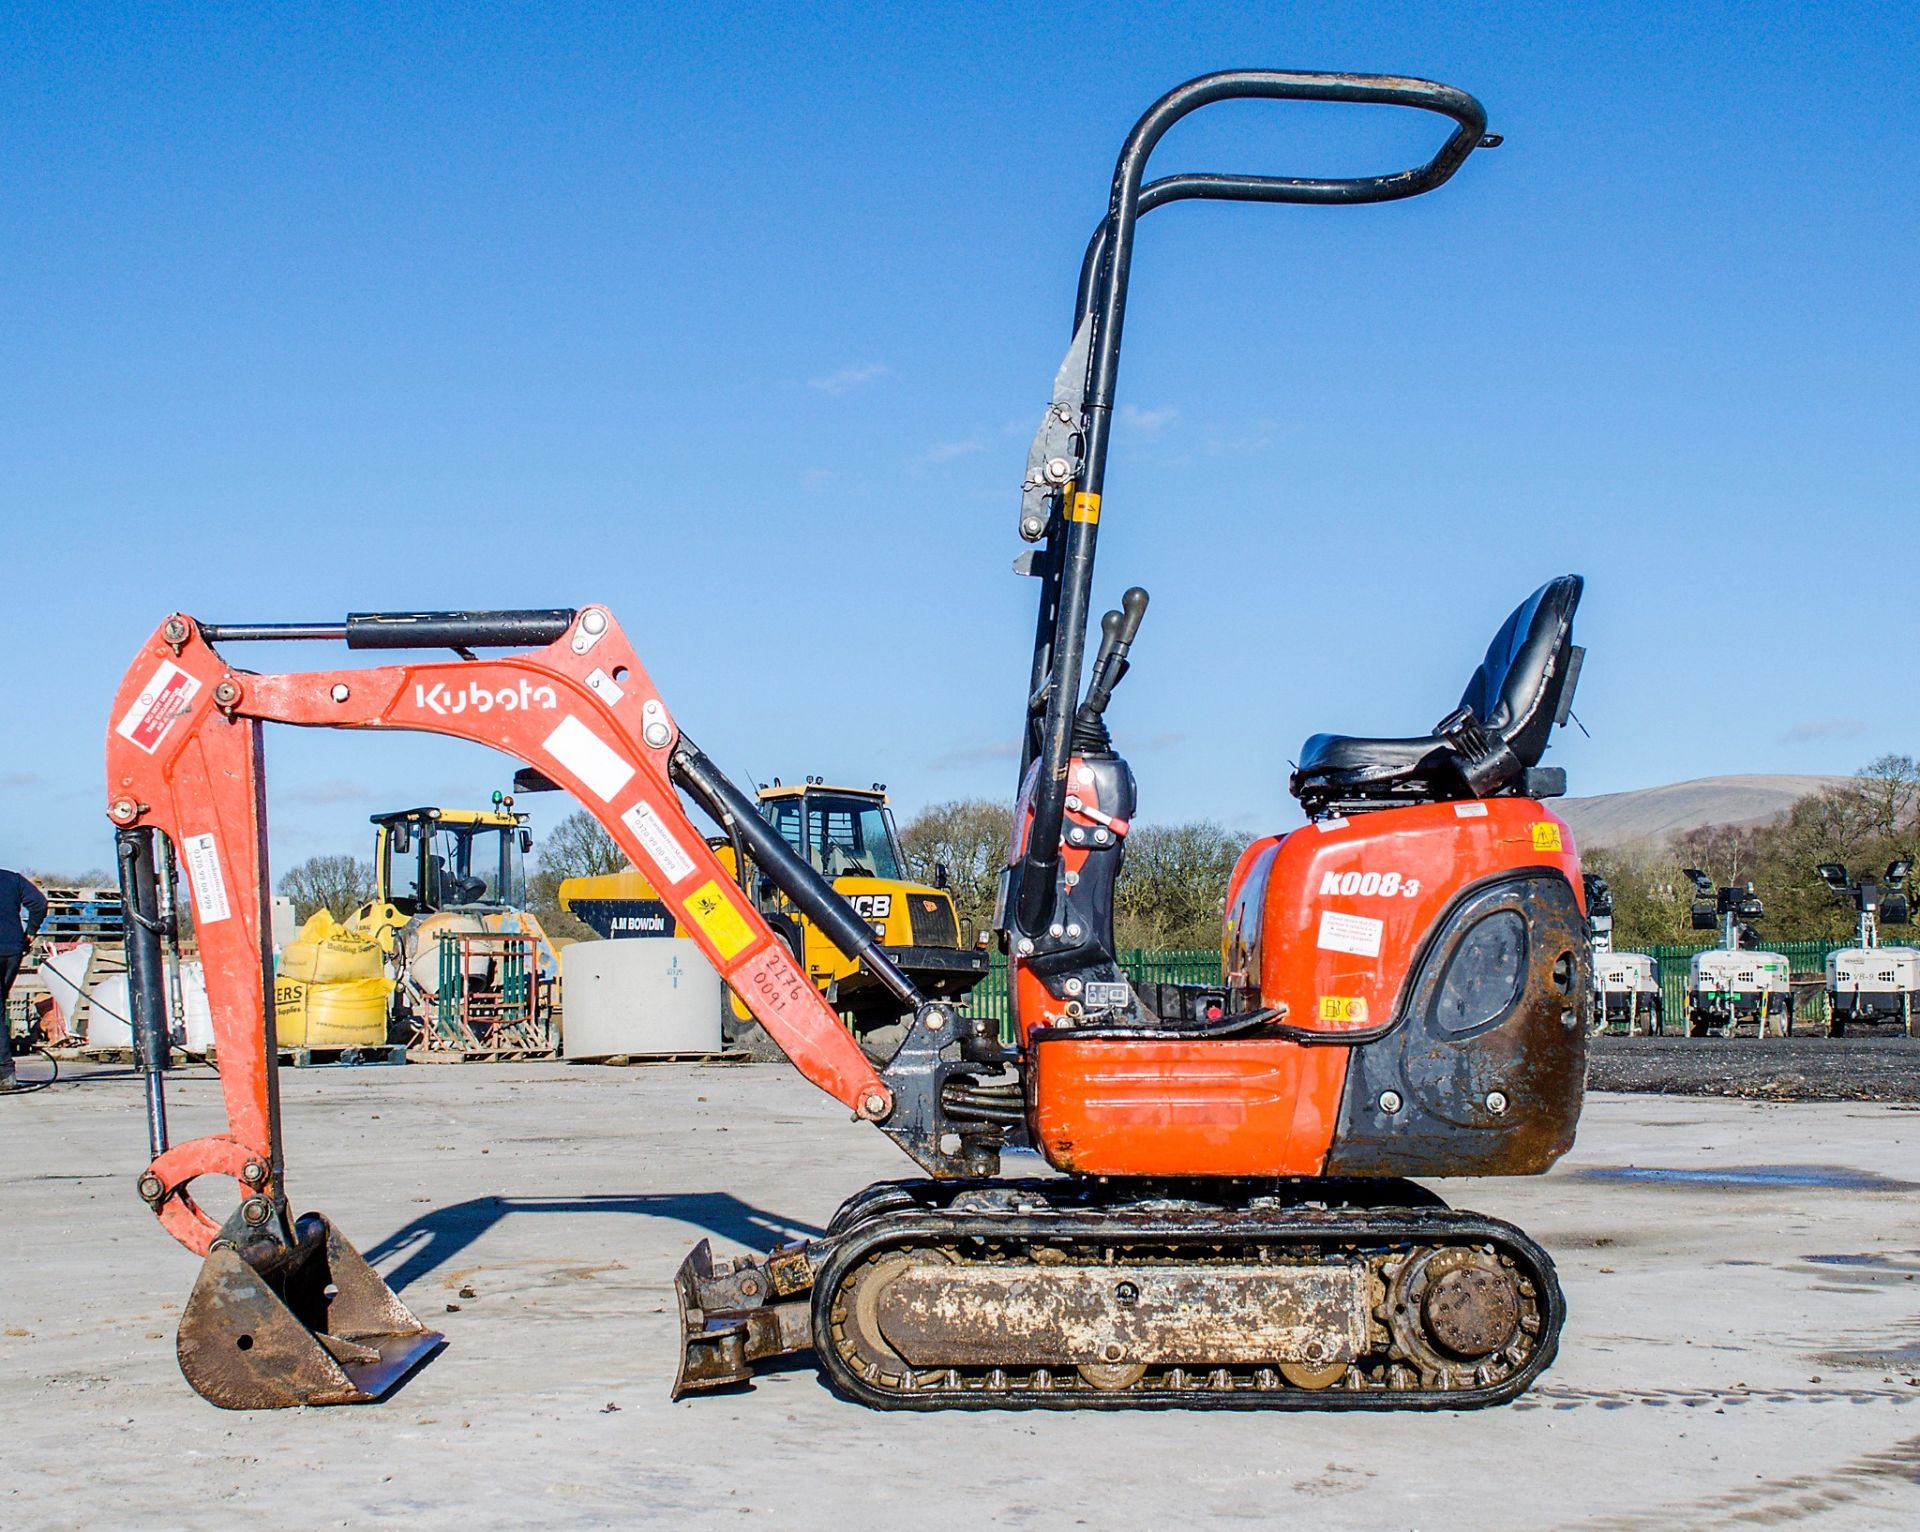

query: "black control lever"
(1080, 587), (1149, 721)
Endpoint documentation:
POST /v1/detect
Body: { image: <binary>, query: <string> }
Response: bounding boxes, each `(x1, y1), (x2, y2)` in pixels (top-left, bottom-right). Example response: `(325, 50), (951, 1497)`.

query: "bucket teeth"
(176, 1212), (443, 1409)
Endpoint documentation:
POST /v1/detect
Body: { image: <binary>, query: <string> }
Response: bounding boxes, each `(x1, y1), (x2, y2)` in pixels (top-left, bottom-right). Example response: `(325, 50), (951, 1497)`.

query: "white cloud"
(923, 438), (986, 463)
(809, 363), (888, 395)
(1779, 718), (1867, 744)
(1119, 403), (1177, 436)
(929, 738), (1020, 770)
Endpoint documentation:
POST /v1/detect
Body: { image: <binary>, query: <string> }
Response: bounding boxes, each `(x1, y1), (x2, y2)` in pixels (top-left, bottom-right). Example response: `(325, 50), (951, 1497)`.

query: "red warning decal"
(114, 661), (202, 755)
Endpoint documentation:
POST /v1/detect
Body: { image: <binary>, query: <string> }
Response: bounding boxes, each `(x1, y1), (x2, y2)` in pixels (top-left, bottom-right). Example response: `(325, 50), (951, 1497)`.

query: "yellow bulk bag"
(273, 975), (310, 1039)
(279, 910), (385, 985)
(297, 977), (394, 1048)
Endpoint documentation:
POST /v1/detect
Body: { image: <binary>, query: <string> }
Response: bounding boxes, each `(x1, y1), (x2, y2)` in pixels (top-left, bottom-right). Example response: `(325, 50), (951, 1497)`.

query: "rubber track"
(810, 1192), (1564, 1412)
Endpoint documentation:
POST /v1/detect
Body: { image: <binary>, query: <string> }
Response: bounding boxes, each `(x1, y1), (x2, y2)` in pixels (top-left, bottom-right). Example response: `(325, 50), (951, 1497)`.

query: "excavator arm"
(105, 605), (1002, 1407)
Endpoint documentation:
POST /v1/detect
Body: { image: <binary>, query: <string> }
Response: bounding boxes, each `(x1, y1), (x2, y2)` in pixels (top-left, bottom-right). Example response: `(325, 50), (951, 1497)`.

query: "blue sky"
(4, 2), (1917, 876)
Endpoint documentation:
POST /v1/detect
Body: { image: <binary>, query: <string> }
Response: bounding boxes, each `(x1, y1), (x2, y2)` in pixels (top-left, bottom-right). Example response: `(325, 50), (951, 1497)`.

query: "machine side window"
(760, 800), (807, 861)
(427, 826), (495, 907)
(385, 829), (423, 914)
(805, 795), (904, 881)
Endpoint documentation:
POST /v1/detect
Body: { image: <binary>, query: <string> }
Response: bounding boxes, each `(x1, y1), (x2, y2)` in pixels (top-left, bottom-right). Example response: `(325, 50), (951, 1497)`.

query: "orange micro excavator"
(105, 71), (1589, 1412)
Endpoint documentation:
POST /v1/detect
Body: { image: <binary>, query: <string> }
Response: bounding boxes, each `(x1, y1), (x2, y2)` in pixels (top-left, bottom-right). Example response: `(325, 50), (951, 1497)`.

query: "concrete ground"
(3, 1059), (1918, 1531)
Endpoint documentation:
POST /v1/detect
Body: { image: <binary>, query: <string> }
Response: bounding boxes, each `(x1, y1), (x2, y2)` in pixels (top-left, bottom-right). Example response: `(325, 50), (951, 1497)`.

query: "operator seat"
(1289, 575), (1584, 816)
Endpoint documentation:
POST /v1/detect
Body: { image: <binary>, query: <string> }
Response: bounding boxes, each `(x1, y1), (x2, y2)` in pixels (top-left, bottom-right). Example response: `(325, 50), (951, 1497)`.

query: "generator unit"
(1584, 873), (1663, 1034)
(1816, 860), (1920, 1036)
(1684, 870), (1792, 1036)
(1597, 952), (1664, 1034)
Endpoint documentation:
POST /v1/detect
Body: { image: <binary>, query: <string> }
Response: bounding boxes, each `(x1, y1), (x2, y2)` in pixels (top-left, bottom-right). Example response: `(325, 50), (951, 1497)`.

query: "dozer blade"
(177, 1212), (443, 1409)
(671, 1237), (812, 1399)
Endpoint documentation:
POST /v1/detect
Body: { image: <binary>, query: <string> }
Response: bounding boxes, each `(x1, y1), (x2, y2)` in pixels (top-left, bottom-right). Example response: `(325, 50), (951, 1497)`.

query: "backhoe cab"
(371, 801), (531, 918)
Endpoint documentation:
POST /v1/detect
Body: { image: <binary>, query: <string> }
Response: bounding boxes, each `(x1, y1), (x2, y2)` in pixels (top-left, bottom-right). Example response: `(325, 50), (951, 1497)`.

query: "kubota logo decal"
(1319, 870), (1422, 899)
(414, 679), (559, 716)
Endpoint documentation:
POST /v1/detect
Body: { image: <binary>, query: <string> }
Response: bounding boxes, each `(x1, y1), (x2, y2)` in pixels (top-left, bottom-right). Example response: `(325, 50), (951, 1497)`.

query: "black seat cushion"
(1289, 575), (1583, 813)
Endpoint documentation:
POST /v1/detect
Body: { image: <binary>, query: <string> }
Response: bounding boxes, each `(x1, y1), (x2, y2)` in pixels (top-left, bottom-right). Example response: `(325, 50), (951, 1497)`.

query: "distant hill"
(1555, 774), (1847, 850)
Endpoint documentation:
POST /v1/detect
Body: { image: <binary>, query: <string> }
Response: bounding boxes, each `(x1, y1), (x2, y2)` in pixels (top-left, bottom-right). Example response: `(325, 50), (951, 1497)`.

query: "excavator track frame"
(808, 1183), (1563, 1411)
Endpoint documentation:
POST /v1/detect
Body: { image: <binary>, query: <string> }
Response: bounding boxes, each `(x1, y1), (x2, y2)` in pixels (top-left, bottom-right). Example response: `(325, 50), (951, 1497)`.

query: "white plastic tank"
(560, 938), (722, 1059)
(85, 961), (213, 1051)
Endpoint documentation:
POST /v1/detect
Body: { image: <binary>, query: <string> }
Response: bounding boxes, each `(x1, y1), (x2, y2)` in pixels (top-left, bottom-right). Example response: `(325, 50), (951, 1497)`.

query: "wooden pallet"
(405, 1046), (557, 1064)
(40, 1046), (189, 1066)
(284, 1044), (408, 1069)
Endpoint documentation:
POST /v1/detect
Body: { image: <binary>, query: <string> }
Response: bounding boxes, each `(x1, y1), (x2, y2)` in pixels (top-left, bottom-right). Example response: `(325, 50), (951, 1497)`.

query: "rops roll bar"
(1016, 71), (1493, 935)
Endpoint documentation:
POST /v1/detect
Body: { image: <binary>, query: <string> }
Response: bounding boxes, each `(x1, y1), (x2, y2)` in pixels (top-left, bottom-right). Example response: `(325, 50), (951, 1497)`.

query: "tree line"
(1585, 754), (1920, 946)
(460, 797), (1253, 952)
(271, 756), (1916, 955)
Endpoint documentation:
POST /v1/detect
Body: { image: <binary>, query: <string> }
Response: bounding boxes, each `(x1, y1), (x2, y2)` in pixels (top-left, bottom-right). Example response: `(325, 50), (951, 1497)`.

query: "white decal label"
(621, 799), (697, 885)
(115, 660), (201, 754)
(1314, 816), (1349, 833)
(1454, 802), (1489, 818)
(850, 894), (893, 920)
(182, 832), (232, 924)
(542, 715), (636, 802)
(1317, 909), (1383, 958)
(585, 667), (624, 706)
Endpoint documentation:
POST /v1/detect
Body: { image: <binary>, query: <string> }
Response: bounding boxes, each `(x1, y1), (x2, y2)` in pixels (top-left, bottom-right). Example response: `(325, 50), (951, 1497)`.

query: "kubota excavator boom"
(106, 604), (1003, 1406)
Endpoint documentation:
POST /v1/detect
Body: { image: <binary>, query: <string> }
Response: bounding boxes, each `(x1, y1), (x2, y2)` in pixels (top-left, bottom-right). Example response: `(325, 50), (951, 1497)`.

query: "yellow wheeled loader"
(330, 796), (560, 1056)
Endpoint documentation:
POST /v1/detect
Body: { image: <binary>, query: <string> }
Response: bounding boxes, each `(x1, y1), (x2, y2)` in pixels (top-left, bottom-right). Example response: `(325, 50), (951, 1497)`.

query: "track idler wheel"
(176, 1212), (442, 1409)
(1385, 1245), (1531, 1385)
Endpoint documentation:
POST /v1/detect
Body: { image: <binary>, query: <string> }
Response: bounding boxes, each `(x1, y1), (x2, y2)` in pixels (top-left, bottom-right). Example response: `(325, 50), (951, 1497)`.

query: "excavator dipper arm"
(106, 605), (906, 1256)
(103, 605), (998, 1406)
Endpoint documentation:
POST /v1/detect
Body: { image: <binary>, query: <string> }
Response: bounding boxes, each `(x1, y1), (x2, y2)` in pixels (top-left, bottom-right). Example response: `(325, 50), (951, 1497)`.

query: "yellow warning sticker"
(1068, 491), (1101, 524)
(1530, 822), (1564, 853)
(1318, 995), (1368, 1024)
(684, 879), (755, 960)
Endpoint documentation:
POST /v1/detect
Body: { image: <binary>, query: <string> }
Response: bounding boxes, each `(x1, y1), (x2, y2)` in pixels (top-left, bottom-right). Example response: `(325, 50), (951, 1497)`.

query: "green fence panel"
(975, 948), (1223, 1041)
(974, 939), (1855, 1040)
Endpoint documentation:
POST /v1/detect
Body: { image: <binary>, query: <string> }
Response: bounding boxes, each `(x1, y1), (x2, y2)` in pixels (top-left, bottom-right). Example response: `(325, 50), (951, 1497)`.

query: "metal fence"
(971, 948), (1222, 1036)
(968, 940), (1855, 1036)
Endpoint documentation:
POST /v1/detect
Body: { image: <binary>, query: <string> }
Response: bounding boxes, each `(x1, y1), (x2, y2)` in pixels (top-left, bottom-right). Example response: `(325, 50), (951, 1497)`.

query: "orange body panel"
(1024, 796), (1580, 1177)
(1229, 797), (1580, 1031)
(1029, 1038), (1350, 1176)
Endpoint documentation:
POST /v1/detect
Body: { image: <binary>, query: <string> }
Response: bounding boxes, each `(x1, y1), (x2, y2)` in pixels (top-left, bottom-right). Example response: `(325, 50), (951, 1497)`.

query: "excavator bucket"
(176, 1212), (443, 1409)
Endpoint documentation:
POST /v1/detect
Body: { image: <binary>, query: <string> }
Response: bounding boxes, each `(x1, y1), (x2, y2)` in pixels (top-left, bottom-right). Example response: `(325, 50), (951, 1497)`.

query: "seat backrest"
(1455, 575), (1583, 768)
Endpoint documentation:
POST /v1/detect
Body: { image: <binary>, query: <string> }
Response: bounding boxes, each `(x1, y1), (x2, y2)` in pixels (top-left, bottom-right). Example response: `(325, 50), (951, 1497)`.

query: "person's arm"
(22, 876), (48, 942)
